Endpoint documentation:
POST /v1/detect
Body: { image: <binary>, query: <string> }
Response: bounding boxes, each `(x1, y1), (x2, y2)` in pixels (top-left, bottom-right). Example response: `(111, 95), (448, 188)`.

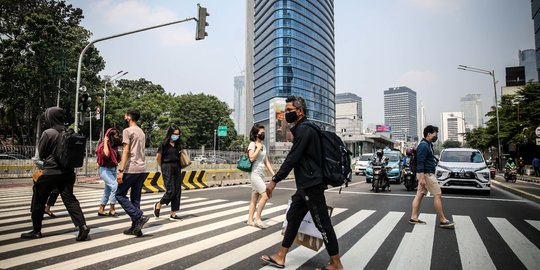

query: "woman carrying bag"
(96, 127), (122, 217)
(154, 125), (184, 220)
(246, 124), (275, 229)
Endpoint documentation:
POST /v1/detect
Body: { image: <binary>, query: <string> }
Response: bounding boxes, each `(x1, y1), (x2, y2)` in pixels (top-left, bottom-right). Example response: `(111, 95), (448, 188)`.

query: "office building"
(247, 0), (336, 150)
(232, 75), (246, 135)
(519, 49), (538, 82)
(336, 93), (363, 140)
(384, 86), (417, 142)
(531, 1), (540, 79)
(417, 101), (426, 139)
(245, 0), (255, 134)
(441, 112), (466, 143)
(460, 94), (483, 130)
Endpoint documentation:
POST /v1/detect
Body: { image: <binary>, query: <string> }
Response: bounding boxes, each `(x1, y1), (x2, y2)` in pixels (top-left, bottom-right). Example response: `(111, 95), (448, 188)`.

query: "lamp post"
(102, 71), (128, 139)
(458, 65), (502, 170)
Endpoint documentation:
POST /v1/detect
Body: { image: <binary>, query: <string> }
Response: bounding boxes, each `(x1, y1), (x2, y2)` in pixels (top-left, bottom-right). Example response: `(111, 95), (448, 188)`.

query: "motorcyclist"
(505, 157), (516, 179)
(402, 148), (414, 167)
(371, 149), (388, 191)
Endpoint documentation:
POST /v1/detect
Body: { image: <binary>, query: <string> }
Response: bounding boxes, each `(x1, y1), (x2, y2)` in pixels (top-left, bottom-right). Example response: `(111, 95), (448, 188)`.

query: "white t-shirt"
(248, 142), (266, 172)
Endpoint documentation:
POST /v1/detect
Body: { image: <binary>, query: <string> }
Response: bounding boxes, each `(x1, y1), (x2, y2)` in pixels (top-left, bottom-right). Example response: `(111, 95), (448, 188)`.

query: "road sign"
(536, 126), (540, 137)
(537, 138), (540, 146)
(218, 125), (227, 137)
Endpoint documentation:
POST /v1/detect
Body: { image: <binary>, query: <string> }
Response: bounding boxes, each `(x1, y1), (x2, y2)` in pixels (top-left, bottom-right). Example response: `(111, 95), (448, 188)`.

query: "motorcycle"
(371, 160), (390, 193)
(402, 166), (417, 191)
(504, 166), (517, 183)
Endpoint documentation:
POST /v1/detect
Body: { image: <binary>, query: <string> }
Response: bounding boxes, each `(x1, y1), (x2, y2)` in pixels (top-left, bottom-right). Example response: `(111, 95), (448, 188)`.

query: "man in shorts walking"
(409, 125), (455, 228)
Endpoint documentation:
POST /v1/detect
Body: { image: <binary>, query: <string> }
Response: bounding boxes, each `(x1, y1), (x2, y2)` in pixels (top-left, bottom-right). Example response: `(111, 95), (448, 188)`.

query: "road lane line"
(525, 220), (540, 231)
(387, 213), (437, 270)
(185, 208), (347, 270)
(35, 205), (288, 270)
(488, 217), (540, 270)
(491, 180), (540, 200)
(341, 211), (404, 269)
(453, 215), (496, 270)
(260, 209), (376, 270)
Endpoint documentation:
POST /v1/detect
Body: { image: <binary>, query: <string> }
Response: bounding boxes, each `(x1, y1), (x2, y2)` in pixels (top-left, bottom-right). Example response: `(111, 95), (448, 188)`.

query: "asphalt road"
(0, 174), (539, 270)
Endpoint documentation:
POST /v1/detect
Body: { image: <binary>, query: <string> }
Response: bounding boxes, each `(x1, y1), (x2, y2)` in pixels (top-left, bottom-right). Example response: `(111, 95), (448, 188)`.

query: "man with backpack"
(261, 96), (343, 270)
(21, 107), (90, 241)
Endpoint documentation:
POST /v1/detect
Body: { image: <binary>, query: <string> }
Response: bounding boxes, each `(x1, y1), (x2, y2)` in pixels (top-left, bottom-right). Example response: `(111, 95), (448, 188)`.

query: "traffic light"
(195, 4), (209, 40)
(78, 89), (91, 112)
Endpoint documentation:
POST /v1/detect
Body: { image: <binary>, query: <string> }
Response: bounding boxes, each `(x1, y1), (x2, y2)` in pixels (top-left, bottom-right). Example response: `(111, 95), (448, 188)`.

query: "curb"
(491, 179), (540, 204)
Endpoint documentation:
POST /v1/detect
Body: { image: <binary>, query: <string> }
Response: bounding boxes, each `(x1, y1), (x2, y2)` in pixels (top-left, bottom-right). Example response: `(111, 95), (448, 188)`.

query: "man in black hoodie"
(21, 107), (89, 241)
(261, 96), (343, 270)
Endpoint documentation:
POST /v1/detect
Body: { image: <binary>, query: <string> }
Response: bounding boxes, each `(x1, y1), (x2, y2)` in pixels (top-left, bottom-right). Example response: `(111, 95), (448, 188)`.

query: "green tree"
(442, 140), (461, 149)
(465, 127), (490, 151)
(0, 0), (104, 143)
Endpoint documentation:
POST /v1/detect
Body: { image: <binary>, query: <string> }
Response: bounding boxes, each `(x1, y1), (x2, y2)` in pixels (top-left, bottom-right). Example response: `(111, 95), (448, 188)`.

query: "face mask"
(258, 134), (265, 140)
(171, 135), (180, 141)
(431, 135), (438, 143)
(285, 111), (298, 123)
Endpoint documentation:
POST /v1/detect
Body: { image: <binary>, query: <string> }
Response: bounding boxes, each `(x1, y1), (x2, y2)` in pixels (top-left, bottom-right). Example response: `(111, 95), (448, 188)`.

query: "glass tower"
(251, 0), (335, 129)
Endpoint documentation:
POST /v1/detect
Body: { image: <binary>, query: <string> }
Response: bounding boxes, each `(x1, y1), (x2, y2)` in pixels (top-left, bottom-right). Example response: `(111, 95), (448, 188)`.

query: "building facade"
(232, 75), (246, 135)
(336, 93), (363, 146)
(519, 49), (538, 82)
(441, 112), (466, 143)
(245, 0), (255, 135)
(384, 86), (418, 142)
(532, 1), (540, 79)
(249, 0), (336, 138)
(417, 101), (426, 139)
(460, 94), (483, 130)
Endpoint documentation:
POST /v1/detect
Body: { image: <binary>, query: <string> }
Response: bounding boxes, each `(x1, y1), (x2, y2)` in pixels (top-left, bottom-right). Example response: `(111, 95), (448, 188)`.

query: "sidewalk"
(491, 175), (540, 204)
(517, 174), (540, 183)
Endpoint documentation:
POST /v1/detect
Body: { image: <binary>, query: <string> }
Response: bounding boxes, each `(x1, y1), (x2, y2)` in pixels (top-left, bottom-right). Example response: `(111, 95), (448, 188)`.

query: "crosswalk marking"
(387, 214), (437, 270)
(489, 217), (540, 270)
(260, 209), (375, 270)
(453, 215), (496, 270)
(341, 211), (404, 269)
(526, 219), (540, 231)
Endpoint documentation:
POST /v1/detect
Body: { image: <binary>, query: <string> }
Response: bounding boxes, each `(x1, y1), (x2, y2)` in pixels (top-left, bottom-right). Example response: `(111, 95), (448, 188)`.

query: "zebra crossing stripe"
(526, 220), (540, 231)
(36, 205), (288, 270)
(186, 208), (347, 270)
(1, 200), (250, 268)
(261, 209), (376, 270)
(0, 189), (101, 204)
(387, 213), (437, 270)
(488, 217), (540, 270)
(341, 211), (404, 269)
(453, 215), (496, 270)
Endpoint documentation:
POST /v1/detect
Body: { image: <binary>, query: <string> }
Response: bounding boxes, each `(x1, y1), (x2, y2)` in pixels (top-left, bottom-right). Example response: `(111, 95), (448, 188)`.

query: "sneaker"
(409, 219), (427, 225)
(169, 214), (183, 221)
(20, 231), (42, 239)
(153, 202), (160, 218)
(123, 228), (143, 237)
(440, 220), (455, 228)
(133, 215), (149, 232)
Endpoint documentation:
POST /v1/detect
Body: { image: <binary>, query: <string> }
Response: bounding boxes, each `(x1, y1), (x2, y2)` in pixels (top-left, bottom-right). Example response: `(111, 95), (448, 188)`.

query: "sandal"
(45, 211), (56, 218)
(261, 255), (284, 269)
(108, 212), (119, 217)
(97, 212), (109, 217)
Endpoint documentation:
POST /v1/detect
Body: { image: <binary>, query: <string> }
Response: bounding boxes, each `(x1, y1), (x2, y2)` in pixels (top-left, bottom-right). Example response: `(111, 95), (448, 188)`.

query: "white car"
(354, 153), (373, 175)
(435, 148), (491, 194)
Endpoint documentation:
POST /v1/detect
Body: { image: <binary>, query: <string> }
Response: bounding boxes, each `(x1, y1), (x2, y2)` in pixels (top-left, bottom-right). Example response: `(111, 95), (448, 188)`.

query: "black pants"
(116, 173), (146, 223)
(160, 162), (182, 212)
(30, 188), (59, 212)
(535, 166), (540, 177)
(282, 184), (339, 256)
(31, 172), (86, 232)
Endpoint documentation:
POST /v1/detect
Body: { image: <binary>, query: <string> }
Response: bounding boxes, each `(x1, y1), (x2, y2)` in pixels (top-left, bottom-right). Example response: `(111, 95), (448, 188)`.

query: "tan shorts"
(416, 173), (442, 195)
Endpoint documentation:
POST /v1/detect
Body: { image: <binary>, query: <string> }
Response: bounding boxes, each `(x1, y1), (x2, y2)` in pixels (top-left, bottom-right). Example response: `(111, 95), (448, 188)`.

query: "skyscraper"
(519, 49), (538, 82)
(247, 0), (336, 138)
(460, 94), (483, 130)
(336, 93), (363, 138)
(532, 1), (540, 79)
(233, 75), (246, 135)
(245, 0), (255, 134)
(441, 112), (465, 143)
(417, 101), (426, 140)
(384, 86), (417, 142)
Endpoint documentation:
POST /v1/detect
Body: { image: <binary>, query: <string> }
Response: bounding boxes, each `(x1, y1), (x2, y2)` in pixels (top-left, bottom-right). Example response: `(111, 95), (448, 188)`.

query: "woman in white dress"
(247, 124), (275, 228)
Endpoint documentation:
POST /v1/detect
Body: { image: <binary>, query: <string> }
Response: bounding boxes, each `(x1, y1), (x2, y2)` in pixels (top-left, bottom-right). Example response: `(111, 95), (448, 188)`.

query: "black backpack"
(54, 128), (87, 168)
(305, 122), (353, 189)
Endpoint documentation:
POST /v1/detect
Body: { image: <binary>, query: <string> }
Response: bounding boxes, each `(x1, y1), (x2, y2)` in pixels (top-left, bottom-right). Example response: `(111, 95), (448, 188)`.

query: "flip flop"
(261, 255), (284, 269)
(97, 212), (109, 217)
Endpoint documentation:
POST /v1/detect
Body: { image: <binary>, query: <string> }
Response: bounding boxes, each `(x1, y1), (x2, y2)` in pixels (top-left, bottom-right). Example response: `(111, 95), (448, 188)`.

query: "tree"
(442, 140), (461, 149)
(466, 127), (490, 151)
(0, 0), (104, 144)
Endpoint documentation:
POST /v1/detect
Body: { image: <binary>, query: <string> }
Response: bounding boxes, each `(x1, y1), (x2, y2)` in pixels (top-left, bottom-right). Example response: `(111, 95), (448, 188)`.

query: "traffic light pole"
(74, 17), (196, 132)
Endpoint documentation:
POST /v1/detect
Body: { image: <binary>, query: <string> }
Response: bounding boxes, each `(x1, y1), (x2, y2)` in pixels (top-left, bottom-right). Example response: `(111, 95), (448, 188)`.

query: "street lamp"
(458, 65), (502, 170)
(102, 71), (128, 139)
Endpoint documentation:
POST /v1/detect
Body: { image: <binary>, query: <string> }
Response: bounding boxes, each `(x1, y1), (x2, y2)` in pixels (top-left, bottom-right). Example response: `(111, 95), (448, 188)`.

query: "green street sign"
(218, 125), (227, 137)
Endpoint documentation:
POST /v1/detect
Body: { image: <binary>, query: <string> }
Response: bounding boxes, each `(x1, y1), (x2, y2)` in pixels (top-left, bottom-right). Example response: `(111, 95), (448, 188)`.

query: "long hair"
(249, 124), (264, 142)
(107, 128), (122, 147)
(160, 125), (181, 152)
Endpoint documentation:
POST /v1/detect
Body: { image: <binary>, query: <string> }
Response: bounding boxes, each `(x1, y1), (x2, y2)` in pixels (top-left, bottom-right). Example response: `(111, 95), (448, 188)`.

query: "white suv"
(354, 153), (373, 175)
(435, 148), (491, 194)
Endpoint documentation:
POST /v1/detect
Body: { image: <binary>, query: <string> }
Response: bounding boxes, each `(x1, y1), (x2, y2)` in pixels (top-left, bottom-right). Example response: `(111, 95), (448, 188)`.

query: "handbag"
(180, 150), (192, 169)
(236, 155), (253, 172)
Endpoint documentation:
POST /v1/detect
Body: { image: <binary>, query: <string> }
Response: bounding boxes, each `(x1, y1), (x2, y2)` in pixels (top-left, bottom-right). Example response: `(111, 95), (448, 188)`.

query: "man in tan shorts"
(409, 125), (455, 228)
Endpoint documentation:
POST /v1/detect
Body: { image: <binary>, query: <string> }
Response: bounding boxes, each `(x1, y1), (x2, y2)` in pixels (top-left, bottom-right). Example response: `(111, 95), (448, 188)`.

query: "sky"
(69, 0), (535, 130)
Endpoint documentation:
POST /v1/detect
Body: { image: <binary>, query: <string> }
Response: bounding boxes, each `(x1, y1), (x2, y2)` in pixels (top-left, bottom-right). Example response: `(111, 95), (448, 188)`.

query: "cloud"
(98, 0), (195, 46)
(409, 0), (464, 13)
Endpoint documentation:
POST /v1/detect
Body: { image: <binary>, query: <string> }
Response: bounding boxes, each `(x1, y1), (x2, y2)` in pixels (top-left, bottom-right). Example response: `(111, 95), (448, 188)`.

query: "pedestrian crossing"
(0, 187), (539, 269)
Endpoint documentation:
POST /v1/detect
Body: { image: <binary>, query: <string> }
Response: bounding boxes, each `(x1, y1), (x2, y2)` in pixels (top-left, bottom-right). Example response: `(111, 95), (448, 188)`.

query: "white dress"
(247, 141), (267, 194)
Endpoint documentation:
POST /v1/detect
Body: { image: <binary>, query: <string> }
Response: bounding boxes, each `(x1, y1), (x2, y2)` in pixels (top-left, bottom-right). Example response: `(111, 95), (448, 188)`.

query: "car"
(0, 153), (29, 160)
(354, 153), (373, 175)
(435, 148), (491, 194)
(365, 150), (403, 183)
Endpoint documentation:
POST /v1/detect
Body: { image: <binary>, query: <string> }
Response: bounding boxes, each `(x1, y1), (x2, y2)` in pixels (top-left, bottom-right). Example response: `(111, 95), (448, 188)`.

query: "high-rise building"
(232, 75), (246, 135)
(247, 0), (336, 141)
(417, 101), (426, 139)
(460, 94), (483, 130)
(336, 93), (363, 139)
(384, 86), (417, 142)
(532, 1), (540, 79)
(245, 0), (255, 134)
(441, 112), (466, 143)
(519, 49), (538, 82)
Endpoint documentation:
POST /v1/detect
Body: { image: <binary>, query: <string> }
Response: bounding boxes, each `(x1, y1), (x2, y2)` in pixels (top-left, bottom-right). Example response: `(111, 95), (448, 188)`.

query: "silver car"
(354, 153), (373, 175)
(435, 148), (491, 194)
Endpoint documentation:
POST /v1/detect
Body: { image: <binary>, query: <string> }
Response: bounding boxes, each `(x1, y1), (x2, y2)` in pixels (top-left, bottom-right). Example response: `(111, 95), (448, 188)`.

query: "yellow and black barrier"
(142, 170), (208, 193)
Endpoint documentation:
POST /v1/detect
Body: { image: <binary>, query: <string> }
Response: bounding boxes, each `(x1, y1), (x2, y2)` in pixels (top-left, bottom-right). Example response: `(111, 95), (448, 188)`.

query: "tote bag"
(180, 150), (192, 169)
(236, 155), (252, 172)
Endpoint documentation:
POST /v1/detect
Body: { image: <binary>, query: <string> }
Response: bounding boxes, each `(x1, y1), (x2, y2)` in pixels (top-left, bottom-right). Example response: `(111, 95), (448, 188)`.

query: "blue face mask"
(171, 135), (180, 141)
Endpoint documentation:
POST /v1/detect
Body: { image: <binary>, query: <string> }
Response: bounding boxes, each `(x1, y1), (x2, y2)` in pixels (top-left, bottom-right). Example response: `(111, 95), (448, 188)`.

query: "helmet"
(508, 157), (513, 162)
(406, 148), (414, 156)
(376, 149), (384, 158)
